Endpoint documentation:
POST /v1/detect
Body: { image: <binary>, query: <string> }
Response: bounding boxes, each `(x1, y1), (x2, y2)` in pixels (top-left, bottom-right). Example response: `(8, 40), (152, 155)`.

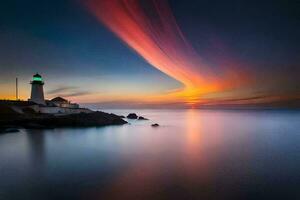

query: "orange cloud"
(85, 0), (249, 106)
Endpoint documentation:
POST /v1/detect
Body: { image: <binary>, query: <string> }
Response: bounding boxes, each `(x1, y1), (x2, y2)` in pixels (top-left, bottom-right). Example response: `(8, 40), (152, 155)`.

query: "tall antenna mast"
(16, 77), (18, 100)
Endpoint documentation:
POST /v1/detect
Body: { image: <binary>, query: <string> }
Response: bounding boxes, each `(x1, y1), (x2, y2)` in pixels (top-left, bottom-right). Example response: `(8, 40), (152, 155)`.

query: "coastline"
(0, 103), (127, 133)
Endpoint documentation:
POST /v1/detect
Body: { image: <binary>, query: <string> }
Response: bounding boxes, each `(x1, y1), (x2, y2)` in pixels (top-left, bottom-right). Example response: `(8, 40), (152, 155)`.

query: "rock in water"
(138, 116), (148, 120)
(151, 123), (159, 127)
(127, 113), (138, 119)
(0, 128), (19, 134)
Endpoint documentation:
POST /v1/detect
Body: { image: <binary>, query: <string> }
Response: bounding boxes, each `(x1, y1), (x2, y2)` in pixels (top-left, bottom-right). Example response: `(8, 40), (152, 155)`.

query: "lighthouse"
(29, 73), (45, 105)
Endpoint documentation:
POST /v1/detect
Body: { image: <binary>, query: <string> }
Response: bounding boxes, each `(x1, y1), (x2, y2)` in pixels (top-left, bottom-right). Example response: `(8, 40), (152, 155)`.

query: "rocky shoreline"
(0, 104), (127, 133)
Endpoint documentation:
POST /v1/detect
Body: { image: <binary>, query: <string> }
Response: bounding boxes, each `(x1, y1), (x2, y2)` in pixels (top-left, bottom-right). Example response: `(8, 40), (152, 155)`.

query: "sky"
(0, 0), (299, 108)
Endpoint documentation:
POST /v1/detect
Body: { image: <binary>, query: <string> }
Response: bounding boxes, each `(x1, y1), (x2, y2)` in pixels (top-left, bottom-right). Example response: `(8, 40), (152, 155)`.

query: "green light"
(33, 77), (43, 82)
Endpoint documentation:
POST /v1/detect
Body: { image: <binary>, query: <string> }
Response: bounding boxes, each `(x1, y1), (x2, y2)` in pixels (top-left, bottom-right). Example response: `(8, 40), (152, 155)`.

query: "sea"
(0, 109), (299, 200)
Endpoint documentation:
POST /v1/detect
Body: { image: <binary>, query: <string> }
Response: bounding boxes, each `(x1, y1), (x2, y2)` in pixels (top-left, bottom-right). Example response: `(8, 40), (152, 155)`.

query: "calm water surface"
(0, 109), (300, 200)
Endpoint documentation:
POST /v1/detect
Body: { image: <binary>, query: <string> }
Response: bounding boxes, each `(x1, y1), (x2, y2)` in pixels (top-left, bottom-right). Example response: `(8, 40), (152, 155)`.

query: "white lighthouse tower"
(29, 73), (45, 105)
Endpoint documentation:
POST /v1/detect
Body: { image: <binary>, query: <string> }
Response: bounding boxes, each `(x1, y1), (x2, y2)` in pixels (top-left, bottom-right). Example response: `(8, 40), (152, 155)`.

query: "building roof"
(51, 97), (68, 103)
(33, 73), (42, 78)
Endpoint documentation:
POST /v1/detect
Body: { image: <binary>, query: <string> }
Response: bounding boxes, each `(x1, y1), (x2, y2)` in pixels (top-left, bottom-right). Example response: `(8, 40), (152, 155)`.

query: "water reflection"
(26, 130), (46, 168)
(0, 110), (299, 199)
(183, 109), (209, 182)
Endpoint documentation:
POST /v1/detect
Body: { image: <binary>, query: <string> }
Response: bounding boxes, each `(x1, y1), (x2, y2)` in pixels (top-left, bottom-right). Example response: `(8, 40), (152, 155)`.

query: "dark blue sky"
(0, 0), (299, 105)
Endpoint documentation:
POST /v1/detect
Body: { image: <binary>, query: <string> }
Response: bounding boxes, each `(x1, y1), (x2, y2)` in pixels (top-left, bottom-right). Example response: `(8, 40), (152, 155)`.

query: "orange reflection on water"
(88, 110), (230, 199)
(181, 109), (213, 182)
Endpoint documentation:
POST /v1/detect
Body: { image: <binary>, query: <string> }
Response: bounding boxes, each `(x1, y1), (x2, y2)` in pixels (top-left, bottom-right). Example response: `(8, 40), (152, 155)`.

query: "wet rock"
(138, 116), (148, 120)
(127, 113), (138, 119)
(151, 123), (159, 127)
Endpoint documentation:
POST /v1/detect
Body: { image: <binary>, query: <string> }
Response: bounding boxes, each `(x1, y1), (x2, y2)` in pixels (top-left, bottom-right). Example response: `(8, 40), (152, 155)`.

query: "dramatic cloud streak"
(85, 0), (250, 106)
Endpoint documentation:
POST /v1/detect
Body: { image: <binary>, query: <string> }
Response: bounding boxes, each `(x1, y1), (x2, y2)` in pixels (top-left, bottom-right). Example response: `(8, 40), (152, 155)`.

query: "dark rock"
(32, 112), (128, 128)
(0, 105), (128, 129)
(6, 128), (20, 133)
(119, 115), (126, 118)
(23, 123), (48, 129)
(151, 123), (159, 127)
(127, 113), (138, 119)
(22, 107), (37, 114)
(0, 128), (19, 134)
(138, 116), (148, 120)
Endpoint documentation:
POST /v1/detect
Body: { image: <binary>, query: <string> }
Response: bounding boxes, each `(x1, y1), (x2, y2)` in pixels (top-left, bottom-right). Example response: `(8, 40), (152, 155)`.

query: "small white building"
(50, 97), (79, 109)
